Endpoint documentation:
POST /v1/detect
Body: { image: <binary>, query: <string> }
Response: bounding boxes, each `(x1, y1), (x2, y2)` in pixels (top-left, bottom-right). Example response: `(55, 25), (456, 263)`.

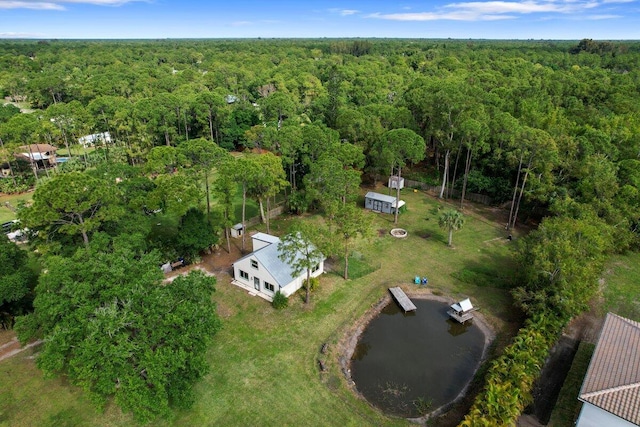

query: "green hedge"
(459, 311), (565, 426)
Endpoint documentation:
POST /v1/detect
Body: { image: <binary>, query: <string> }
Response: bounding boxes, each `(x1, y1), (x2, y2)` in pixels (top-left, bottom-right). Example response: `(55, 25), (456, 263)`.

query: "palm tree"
(439, 209), (465, 247)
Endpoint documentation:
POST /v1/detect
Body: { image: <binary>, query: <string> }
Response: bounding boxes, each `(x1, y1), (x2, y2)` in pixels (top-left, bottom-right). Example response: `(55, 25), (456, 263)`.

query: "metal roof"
(451, 298), (474, 313)
(234, 234), (322, 289)
(252, 232), (280, 245)
(579, 313), (640, 425)
(365, 191), (397, 204)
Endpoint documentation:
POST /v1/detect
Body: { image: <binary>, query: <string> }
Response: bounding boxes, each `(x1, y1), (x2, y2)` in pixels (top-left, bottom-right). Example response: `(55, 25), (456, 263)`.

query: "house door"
(373, 200), (382, 211)
(254, 277), (260, 291)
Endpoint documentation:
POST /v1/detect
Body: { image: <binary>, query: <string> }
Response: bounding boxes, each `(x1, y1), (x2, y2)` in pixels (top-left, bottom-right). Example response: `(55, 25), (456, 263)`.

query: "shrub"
(272, 291), (288, 310)
(304, 277), (319, 292)
(460, 310), (565, 426)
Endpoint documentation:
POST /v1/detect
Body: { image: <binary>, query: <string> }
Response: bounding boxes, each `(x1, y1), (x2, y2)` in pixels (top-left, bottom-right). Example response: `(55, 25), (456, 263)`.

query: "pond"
(350, 298), (486, 418)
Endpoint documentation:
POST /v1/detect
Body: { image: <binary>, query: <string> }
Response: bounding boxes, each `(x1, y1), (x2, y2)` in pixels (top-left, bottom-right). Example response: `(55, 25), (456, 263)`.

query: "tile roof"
(579, 313), (640, 425)
(17, 144), (58, 153)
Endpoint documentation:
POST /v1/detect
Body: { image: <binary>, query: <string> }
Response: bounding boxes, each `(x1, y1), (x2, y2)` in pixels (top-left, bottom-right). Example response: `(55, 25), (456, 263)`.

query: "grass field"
(0, 192), (32, 223)
(601, 252), (640, 321)
(0, 187), (519, 426)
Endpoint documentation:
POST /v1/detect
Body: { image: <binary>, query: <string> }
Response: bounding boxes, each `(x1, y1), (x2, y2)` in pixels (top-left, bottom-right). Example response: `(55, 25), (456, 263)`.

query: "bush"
(272, 291), (288, 309)
(304, 276), (319, 292)
(0, 175), (34, 194)
(287, 190), (310, 215)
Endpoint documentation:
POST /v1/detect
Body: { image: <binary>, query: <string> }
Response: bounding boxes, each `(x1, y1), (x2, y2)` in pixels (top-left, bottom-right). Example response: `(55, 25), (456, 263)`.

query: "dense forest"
(1, 38), (639, 425)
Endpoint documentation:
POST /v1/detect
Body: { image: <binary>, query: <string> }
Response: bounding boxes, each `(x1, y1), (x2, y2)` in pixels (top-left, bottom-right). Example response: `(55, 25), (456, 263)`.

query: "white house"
(78, 131), (112, 148)
(576, 313), (640, 427)
(231, 232), (324, 302)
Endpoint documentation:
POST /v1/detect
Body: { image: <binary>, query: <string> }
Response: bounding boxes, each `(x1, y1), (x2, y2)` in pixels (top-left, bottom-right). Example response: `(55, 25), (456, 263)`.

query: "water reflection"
(447, 318), (473, 336)
(350, 299), (485, 418)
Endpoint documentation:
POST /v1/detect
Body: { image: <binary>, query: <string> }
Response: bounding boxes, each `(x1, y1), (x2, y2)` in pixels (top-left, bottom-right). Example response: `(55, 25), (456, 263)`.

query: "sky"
(1, 0), (639, 40)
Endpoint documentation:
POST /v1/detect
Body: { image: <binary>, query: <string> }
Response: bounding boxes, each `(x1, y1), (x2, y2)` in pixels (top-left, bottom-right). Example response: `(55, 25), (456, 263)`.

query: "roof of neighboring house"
(78, 132), (111, 144)
(579, 313), (640, 425)
(17, 144), (58, 154)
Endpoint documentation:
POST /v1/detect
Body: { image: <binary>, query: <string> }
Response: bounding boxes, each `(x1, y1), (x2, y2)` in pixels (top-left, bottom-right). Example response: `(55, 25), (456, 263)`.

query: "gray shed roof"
(365, 191), (396, 204)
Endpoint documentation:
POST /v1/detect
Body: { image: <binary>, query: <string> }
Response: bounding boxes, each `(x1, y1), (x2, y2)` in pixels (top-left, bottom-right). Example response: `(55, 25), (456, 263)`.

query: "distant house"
(78, 131), (112, 148)
(15, 144), (57, 170)
(364, 191), (405, 214)
(232, 232), (325, 302)
(576, 313), (640, 427)
(388, 175), (405, 189)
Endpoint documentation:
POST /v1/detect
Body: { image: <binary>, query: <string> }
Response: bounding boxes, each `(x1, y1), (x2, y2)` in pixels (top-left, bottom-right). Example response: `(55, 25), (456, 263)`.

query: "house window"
(264, 282), (275, 293)
(312, 264), (320, 273)
(251, 259), (258, 269)
(239, 270), (249, 280)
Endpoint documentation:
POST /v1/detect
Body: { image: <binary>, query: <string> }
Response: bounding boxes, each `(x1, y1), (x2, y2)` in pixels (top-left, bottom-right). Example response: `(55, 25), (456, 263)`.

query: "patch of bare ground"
(0, 329), (42, 363)
(518, 296), (605, 426)
(336, 287), (495, 427)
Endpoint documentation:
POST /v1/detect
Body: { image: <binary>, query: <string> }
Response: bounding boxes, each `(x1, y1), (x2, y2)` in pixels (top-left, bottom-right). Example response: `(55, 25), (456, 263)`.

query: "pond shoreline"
(337, 289), (495, 425)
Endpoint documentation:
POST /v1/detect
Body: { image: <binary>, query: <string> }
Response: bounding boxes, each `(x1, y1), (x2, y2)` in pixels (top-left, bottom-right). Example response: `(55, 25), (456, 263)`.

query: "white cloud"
(583, 13), (622, 18)
(0, 31), (46, 37)
(340, 9), (359, 16)
(368, 0), (633, 22)
(368, 11), (514, 21)
(0, 0), (146, 9)
(328, 8), (360, 16)
(0, 1), (64, 9)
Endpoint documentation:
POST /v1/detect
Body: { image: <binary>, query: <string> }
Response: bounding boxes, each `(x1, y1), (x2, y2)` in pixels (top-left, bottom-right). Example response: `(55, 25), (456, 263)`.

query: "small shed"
(448, 298), (476, 323)
(230, 223), (244, 238)
(364, 191), (405, 214)
(388, 175), (405, 190)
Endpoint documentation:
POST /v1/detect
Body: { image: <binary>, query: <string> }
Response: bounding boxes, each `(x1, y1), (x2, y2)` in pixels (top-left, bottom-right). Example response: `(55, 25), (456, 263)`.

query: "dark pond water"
(350, 299), (485, 418)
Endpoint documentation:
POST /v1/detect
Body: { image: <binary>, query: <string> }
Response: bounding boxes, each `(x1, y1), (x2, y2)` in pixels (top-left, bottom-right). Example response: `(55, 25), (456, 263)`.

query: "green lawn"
(0, 192), (32, 223)
(601, 252), (640, 321)
(0, 187), (518, 426)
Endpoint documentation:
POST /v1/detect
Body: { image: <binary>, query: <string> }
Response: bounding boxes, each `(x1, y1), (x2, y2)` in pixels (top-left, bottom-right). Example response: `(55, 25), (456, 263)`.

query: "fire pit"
(390, 228), (408, 238)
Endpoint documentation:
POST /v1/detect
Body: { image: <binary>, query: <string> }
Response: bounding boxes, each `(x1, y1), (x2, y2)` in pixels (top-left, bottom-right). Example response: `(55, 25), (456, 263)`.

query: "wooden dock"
(447, 309), (475, 324)
(389, 287), (417, 312)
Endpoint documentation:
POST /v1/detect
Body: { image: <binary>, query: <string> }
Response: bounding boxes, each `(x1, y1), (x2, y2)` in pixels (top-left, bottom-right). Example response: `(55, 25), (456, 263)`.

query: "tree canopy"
(15, 233), (221, 422)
